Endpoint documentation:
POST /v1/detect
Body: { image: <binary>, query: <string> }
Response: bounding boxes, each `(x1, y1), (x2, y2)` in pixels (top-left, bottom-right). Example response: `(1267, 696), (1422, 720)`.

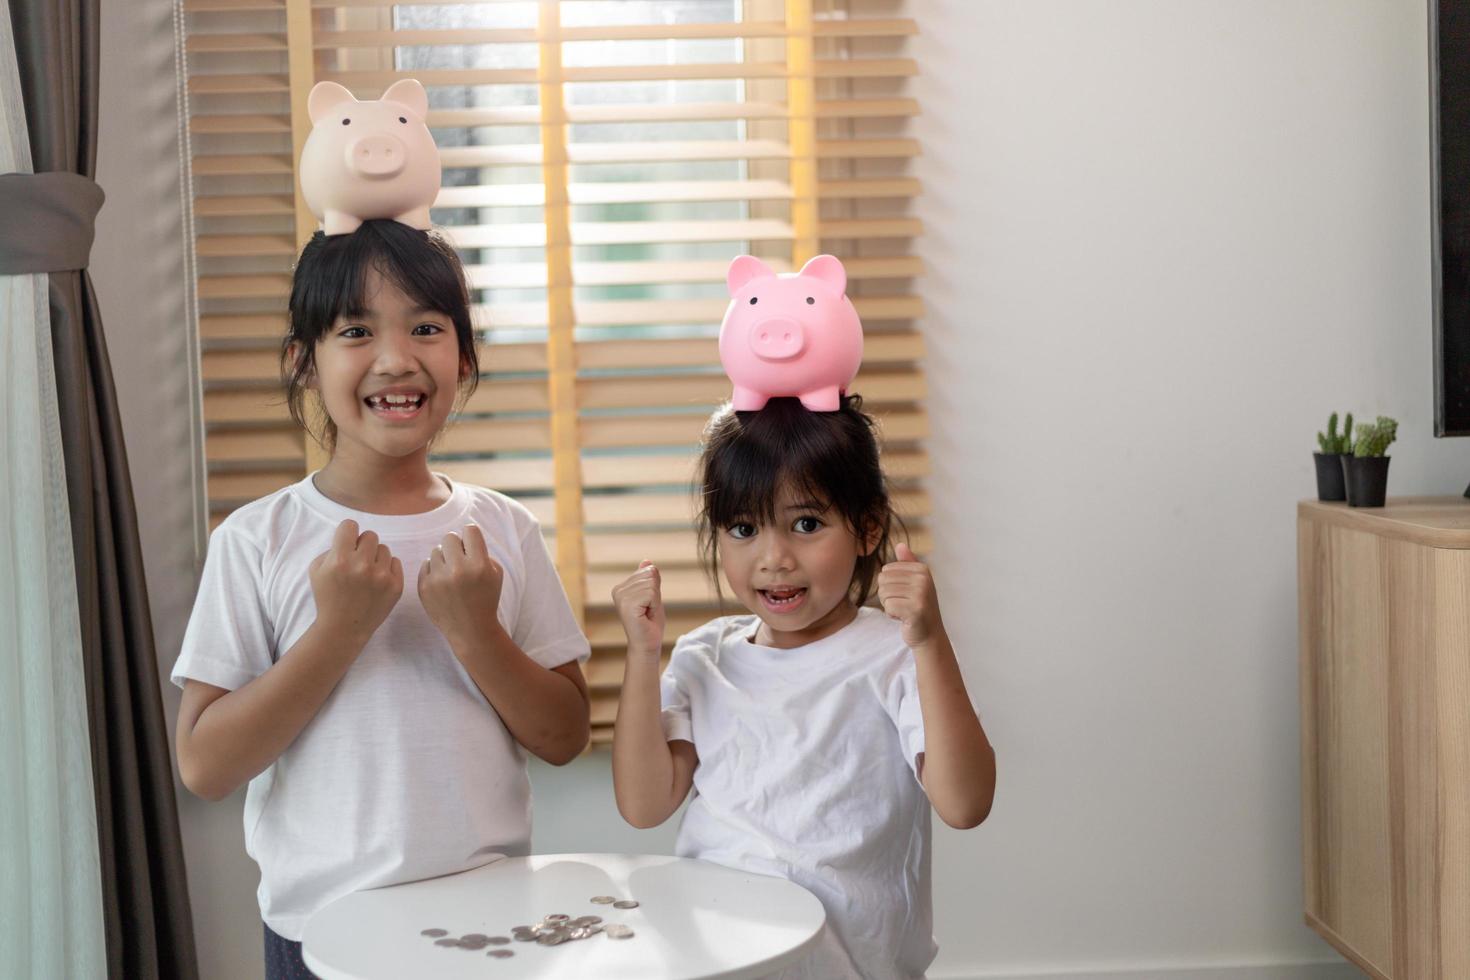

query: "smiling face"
(305, 268), (464, 465)
(718, 480), (873, 649)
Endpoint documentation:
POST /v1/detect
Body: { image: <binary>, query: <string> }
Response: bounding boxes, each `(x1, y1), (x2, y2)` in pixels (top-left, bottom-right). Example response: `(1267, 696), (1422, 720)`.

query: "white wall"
(91, 1), (1451, 978)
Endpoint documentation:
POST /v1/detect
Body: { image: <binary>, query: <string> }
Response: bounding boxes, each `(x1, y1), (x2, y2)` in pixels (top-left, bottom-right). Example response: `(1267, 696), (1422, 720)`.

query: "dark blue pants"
(263, 923), (318, 980)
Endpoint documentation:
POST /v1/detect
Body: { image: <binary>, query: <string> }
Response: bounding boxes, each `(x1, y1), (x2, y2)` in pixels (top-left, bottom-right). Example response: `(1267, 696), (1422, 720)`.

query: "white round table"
(301, 853), (826, 980)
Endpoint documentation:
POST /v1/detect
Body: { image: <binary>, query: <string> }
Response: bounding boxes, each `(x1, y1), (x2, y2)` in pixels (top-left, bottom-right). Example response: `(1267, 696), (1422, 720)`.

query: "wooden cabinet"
(1298, 498), (1470, 980)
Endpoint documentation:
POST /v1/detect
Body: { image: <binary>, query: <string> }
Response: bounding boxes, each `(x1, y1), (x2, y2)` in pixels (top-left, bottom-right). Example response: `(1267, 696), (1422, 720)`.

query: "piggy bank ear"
(308, 81), (356, 124)
(381, 79), (429, 121)
(727, 255), (776, 296)
(798, 254), (847, 296)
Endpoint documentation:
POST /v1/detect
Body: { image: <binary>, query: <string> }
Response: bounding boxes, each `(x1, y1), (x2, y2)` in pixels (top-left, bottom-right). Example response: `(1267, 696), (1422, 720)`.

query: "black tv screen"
(1434, 0), (1470, 435)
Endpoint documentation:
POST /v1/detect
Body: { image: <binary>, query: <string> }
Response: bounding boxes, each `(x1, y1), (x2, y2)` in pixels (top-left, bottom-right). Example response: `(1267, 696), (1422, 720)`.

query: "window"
(184, 0), (928, 742)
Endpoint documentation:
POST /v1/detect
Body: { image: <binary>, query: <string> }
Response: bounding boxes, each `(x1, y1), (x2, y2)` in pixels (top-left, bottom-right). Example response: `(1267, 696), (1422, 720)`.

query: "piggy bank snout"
(347, 133), (407, 178)
(747, 317), (806, 362)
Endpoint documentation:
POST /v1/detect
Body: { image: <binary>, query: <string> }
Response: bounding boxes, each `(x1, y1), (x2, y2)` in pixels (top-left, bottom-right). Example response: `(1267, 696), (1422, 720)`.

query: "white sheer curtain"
(0, 10), (107, 978)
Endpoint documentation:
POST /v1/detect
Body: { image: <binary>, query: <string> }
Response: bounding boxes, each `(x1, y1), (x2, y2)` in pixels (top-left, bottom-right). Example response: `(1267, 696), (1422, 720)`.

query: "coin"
(612, 900), (640, 910)
(487, 949), (515, 959)
(420, 928), (448, 938)
(512, 932), (536, 943)
(590, 895), (616, 905)
(544, 913), (570, 923)
(572, 915), (602, 927)
(433, 938), (461, 947)
(536, 932), (566, 946)
(605, 924), (634, 940)
(461, 933), (490, 943)
(486, 936), (510, 945)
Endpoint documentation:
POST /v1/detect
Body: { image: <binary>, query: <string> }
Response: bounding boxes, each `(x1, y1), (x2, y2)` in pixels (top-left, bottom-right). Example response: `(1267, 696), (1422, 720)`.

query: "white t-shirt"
(660, 606), (936, 980)
(171, 473), (589, 940)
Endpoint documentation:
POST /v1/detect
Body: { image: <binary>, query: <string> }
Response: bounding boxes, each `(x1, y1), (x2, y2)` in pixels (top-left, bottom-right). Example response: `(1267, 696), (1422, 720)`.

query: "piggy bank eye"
(398, 116), (407, 124)
(805, 297), (815, 305)
(748, 296), (758, 305)
(341, 118), (350, 126)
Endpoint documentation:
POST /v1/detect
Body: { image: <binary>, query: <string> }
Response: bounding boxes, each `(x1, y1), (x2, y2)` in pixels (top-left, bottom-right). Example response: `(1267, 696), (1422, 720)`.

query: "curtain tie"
(0, 172), (105, 274)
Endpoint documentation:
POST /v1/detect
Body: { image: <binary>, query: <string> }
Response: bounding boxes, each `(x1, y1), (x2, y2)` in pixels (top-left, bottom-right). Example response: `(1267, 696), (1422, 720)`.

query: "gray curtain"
(2, 0), (198, 977)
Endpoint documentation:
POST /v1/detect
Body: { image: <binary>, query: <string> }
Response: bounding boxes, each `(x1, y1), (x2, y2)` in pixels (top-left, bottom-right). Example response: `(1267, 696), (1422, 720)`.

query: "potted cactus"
(1314, 412), (1353, 501)
(1342, 415), (1397, 507)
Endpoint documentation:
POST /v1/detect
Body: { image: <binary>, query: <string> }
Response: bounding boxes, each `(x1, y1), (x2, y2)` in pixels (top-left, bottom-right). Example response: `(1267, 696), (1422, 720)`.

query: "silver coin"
(487, 949), (515, 959)
(420, 928), (448, 938)
(604, 924), (634, 940)
(461, 933), (490, 943)
(433, 937), (462, 947)
(544, 913), (570, 923)
(590, 895), (616, 905)
(536, 932), (566, 946)
(572, 915), (602, 927)
(486, 936), (511, 946)
(512, 932), (536, 943)
(612, 900), (640, 910)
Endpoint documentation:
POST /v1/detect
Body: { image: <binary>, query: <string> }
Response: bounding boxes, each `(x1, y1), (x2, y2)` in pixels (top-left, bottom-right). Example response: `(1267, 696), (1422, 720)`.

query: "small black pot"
(1313, 452), (1349, 501)
(1342, 455), (1391, 508)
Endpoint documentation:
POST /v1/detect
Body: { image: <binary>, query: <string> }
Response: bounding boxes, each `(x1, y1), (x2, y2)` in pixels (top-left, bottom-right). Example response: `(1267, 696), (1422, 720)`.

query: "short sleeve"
(658, 637), (697, 744)
(881, 651), (927, 779)
(171, 521), (275, 691)
(511, 519), (591, 669)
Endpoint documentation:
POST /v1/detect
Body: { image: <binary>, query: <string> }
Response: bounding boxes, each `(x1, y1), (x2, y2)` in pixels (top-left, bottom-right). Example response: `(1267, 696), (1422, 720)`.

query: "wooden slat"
(188, 74), (290, 95)
(194, 195), (295, 218)
(437, 140), (795, 168)
(445, 219), (796, 250)
(461, 255), (923, 290)
(207, 468), (303, 503)
(320, 62), (913, 90)
(196, 233), (296, 258)
(190, 114), (292, 135)
(204, 428), (307, 463)
(197, 273), (292, 300)
(187, 33), (288, 53)
(203, 387), (291, 424)
(199, 314), (287, 342)
(192, 154), (293, 176)
(311, 20), (916, 46)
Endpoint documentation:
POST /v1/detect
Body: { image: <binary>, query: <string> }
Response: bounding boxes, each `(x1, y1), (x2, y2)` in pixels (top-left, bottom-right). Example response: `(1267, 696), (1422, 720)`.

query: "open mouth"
(364, 392), (427, 418)
(757, 587), (807, 613)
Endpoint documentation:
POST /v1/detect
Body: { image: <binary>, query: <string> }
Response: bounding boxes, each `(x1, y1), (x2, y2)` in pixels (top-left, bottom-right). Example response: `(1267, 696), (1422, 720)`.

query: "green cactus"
(1316, 411), (1354, 454)
(1351, 416), (1398, 458)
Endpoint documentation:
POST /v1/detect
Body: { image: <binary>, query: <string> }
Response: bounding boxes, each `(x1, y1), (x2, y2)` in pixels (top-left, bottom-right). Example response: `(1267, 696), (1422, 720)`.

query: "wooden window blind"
(183, 0), (929, 744)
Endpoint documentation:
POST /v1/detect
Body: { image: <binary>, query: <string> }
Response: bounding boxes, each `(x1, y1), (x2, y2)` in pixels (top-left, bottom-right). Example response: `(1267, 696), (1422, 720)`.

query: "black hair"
(696, 394), (903, 607)
(280, 220), (480, 450)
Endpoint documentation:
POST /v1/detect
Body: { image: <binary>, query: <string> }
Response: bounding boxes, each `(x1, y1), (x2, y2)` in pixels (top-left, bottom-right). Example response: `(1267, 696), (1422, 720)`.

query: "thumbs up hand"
(878, 542), (945, 650)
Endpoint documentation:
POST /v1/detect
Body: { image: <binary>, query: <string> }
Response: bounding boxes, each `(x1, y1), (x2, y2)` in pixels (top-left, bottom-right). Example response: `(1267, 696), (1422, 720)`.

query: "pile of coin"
(418, 928), (516, 958)
(418, 894), (642, 960)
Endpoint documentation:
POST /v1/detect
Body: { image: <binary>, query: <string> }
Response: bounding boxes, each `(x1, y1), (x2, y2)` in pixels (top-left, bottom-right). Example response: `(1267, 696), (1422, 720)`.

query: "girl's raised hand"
(878, 542), (945, 650)
(612, 560), (665, 659)
(309, 519), (404, 642)
(417, 524), (505, 647)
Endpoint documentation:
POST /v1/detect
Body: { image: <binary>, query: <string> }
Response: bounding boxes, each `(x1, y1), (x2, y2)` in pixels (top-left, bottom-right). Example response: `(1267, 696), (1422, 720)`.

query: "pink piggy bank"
(719, 254), (863, 412)
(299, 79), (440, 236)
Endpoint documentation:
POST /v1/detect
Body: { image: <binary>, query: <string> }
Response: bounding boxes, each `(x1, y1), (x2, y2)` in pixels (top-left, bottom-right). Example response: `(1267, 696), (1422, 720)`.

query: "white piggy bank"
(299, 79), (440, 236)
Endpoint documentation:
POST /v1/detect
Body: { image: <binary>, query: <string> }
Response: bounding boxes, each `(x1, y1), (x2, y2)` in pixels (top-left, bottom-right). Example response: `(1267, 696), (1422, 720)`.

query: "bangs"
(700, 399), (852, 531)
(298, 222), (468, 334)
